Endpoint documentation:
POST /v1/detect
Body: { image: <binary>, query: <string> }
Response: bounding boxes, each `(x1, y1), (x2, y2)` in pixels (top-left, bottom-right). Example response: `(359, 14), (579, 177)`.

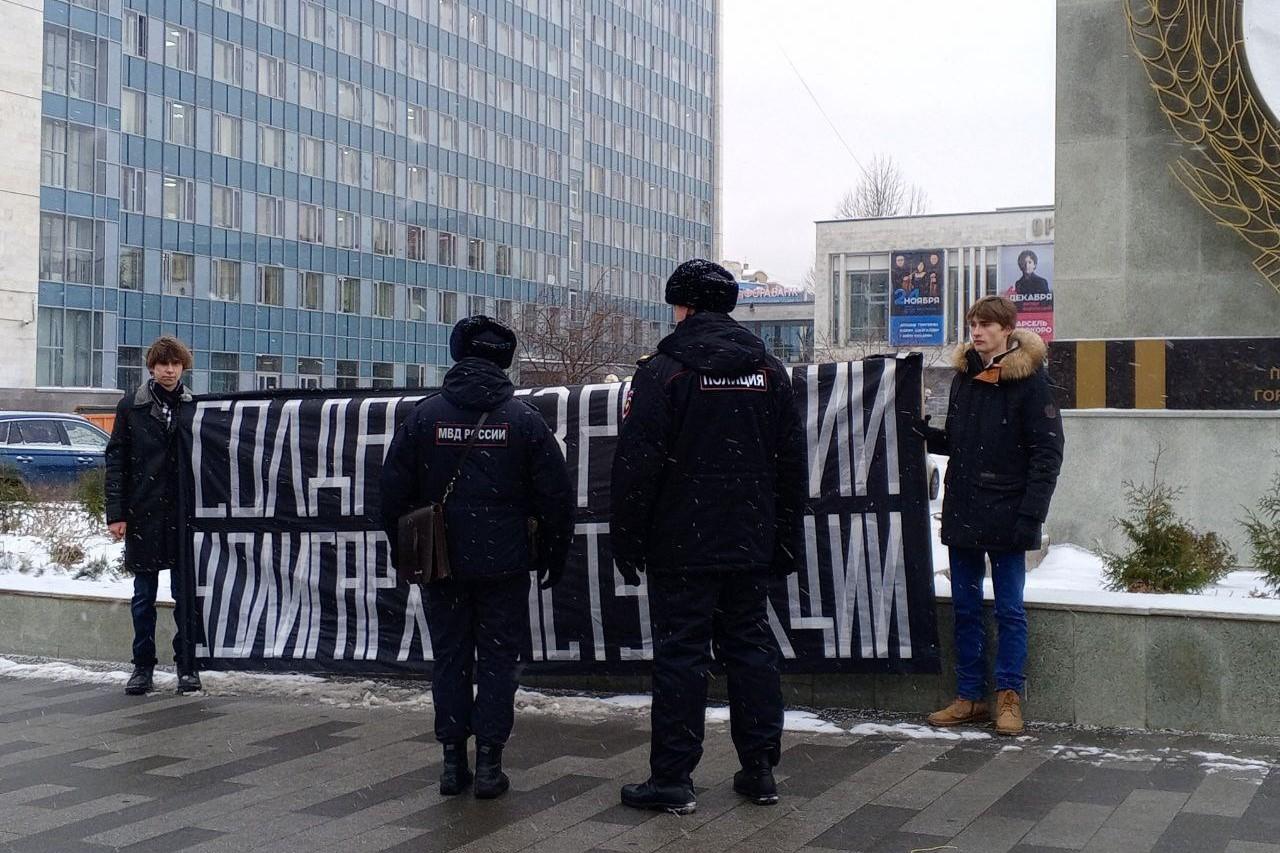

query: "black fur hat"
(664, 259), (739, 313)
(449, 315), (517, 369)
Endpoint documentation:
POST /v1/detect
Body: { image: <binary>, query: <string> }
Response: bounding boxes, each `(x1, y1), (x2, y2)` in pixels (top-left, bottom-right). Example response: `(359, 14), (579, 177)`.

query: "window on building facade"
(300, 272), (323, 310)
(407, 164), (427, 199)
(121, 89), (145, 135)
(213, 113), (241, 157)
(372, 219), (393, 255)
(467, 295), (486, 317)
(123, 11), (146, 58)
(117, 345), (143, 391)
(298, 357), (323, 388)
(407, 225), (426, 261)
(336, 212), (358, 249)
(496, 244), (511, 276)
(259, 0), (283, 28)
(162, 176), (195, 221)
(37, 307), (97, 387)
(258, 266), (284, 305)
(371, 362), (394, 388)
(213, 40), (241, 85)
(409, 44), (428, 79)
(374, 93), (395, 132)
(163, 251), (194, 295)
(437, 232), (456, 266)
(336, 359), (359, 388)
(467, 122), (486, 156)
(468, 11), (486, 45)
(439, 0), (457, 33)
(39, 215), (93, 284)
(164, 25), (196, 72)
(467, 239), (485, 272)
(166, 101), (194, 146)
(212, 186), (240, 228)
(301, 2), (325, 42)
(339, 277), (360, 313)
(440, 57), (458, 91)
(118, 246), (143, 290)
(258, 56), (284, 98)
(40, 120), (93, 192)
(846, 271), (891, 343)
(405, 364), (427, 388)
(298, 203), (323, 243)
(212, 259), (240, 301)
(374, 282), (394, 318)
(299, 136), (323, 177)
(337, 146), (359, 184)
(408, 287), (429, 321)
(298, 68), (322, 110)
(258, 126), (284, 168)
(375, 30), (395, 67)
(215, 0), (243, 12)
(439, 115), (457, 149)
(406, 105), (426, 142)
(468, 182), (486, 215)
(209, 352), (239, 393)
(257, 196), (284, 237)
(438, 290), (457, 324)
(497, 189), (512, 220)
(339, 17), (361, 56)
(255, 355), (282, 389)
(374, 156), (394, 193)
(338, 81), (360, 120)
(496, 299), (512, 324)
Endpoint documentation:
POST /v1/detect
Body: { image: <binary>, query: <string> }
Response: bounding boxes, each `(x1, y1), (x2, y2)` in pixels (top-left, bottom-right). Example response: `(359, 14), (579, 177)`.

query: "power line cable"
(776, 43), (867, 177)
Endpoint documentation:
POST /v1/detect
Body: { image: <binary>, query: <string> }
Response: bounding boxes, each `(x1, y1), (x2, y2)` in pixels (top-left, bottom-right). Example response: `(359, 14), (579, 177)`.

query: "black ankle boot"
(733, 764), (779, 805)
(473, 741), (509, 799)
(124, 665), (153, 696)
(620, 779), (697, 814)
(439, 740), (472, 796)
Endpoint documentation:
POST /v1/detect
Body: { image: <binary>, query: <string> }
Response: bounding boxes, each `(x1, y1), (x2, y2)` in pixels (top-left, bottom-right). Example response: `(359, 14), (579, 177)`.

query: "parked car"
(0, 412), (110, 490)
(927, 455), (941, 501)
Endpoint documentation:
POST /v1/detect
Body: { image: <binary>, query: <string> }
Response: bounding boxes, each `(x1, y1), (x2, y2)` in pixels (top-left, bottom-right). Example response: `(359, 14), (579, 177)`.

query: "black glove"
(1013, 514), (1042, 551)
(910, 415), (933, 439)
(616, 560), (642, 586)
(537, 563), (563, 590)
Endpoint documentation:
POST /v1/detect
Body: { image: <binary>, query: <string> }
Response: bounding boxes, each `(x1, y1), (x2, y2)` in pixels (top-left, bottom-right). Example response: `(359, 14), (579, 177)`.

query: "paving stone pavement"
(2, 672), (1279, 853)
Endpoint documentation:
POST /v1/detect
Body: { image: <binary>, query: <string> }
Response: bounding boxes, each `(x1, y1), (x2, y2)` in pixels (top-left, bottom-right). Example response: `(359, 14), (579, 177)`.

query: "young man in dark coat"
(919, 296), (1063, 735)
(611, 259), (807, 815)
(105, 335), (201, 696)
(381, 316), (574, 800)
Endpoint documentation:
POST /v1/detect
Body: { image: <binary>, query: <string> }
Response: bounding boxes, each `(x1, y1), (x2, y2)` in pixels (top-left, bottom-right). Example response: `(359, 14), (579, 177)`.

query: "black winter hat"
(449, 315), (518, 369)
(664, 259), (739, 313)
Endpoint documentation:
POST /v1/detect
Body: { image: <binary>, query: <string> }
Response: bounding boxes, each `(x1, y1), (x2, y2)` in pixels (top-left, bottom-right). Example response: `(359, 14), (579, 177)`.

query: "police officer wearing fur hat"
(381, 316), (574, 800)
(611, 260), (808, 814)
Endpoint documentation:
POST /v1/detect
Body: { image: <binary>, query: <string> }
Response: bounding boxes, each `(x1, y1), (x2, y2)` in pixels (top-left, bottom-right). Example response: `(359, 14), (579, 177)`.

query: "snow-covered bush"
(1103, 453), (1235, 593)
(1241, 463), (1280, 594)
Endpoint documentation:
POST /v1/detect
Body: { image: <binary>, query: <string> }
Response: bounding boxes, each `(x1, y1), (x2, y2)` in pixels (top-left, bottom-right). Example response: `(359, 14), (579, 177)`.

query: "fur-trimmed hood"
(951, 328), (1047, 382)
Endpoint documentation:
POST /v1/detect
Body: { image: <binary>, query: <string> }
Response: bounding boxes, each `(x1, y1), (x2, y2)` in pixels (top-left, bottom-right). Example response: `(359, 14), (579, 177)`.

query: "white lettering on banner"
(229, 401), (271, 517)
(808, 363), (852, 498)
(576, 384), (621, 508)
(766, 598), (797, 660)
(851, 359), (901, 497)
(830, 514), (873, 659)
(334, 531), (395, 660)
(515, 386), (569, 458)
(397, 584), (434, 661)
(789, 515), (835, 655)
(274, 532), (326, 658)
(193, 401), (231, 518)
(353, 397), (404, 515)
(264, 399), (307, 518)
(310, 399), (352, 516)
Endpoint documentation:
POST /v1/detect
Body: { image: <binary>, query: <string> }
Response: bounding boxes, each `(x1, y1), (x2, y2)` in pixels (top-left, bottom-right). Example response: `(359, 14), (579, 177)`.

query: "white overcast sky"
(720, 0), (1057, 286)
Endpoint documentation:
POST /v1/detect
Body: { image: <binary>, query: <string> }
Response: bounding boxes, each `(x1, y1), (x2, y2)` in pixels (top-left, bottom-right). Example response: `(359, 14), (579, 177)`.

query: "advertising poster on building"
(888, 250), (945, 345)
(998, 244), (1054, 342)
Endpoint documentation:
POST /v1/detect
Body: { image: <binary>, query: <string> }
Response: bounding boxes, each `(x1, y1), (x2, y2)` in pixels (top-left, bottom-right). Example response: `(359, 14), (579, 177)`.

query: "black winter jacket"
(380, 358), (574, 579)
(925, 330), (1065, 551)
(610, 311), (807, 575)
(105, 381), (192, 574)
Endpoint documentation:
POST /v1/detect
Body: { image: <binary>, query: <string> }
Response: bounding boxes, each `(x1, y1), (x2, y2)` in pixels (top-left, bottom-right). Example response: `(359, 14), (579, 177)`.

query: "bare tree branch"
(834, 153), (930, 219)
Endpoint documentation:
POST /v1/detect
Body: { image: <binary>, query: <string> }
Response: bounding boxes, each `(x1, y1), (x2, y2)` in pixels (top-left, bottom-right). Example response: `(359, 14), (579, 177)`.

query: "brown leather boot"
(995, 689), (1024, 736)
(927, 698), (990, 727)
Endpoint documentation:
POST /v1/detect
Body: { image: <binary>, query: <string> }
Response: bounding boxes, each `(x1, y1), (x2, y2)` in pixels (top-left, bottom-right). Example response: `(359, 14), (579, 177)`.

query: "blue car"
(0, 412), (110, 490)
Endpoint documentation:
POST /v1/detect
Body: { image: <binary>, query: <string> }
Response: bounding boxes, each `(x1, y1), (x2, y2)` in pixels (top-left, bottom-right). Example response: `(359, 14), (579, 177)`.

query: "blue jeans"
(130, 571), (195, 671)
(949, 547), (1027, 699)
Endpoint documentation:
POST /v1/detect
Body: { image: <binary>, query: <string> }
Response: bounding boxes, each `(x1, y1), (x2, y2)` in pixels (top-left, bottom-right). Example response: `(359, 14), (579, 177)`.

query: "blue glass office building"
(31, 0), (719, 391)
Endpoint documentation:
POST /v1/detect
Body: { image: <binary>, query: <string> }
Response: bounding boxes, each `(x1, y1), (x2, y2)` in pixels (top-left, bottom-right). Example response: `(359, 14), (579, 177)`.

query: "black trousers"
(130, 569), (197, 673)
(425, 572), (531, 745)
(648, 571), (784, 786)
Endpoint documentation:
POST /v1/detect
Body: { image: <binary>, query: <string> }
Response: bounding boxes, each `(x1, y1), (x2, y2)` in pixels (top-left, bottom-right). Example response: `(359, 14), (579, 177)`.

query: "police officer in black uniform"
(611, 260), (807, 814)
(381, 316), (574, 800)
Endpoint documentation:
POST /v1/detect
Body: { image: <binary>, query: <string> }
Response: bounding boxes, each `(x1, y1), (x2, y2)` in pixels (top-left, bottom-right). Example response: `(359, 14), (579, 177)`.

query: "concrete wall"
(0, 0), (42, 387)
(5, 588), (1279, 736)
(1047, 410), (1280, 561)
(1055, 0), (1280, 337)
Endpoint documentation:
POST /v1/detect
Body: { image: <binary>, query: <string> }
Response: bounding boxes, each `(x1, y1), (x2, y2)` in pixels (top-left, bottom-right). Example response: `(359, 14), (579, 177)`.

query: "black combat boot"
(439, 740), (472, 796)
(176, 671), (202, 694)
(473, 741), (510, 799)
(124, 665), (154, 696)
(733, 763), (779, 805)
(620, 779), (697, 815)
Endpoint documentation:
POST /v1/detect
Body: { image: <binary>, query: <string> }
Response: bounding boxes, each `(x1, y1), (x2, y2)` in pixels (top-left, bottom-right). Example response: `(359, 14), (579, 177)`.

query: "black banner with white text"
(185, 354), (940, 674)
